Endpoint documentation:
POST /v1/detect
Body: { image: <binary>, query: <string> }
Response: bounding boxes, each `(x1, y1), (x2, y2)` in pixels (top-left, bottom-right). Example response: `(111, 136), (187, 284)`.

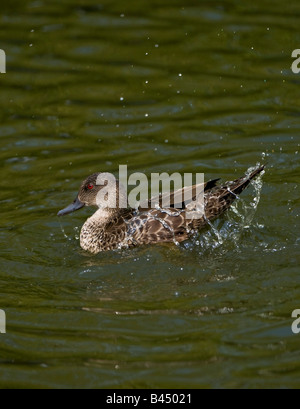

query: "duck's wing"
(127, 208), (189, 246)
(139, 179), (220, 211)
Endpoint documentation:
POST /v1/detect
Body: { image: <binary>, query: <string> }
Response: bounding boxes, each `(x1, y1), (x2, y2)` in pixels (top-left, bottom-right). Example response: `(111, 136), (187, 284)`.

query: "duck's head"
(58, 172), (127, 216)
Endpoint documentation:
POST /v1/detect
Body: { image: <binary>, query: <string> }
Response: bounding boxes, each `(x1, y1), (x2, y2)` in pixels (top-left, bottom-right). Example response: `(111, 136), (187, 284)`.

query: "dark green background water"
(0, 0), (299, 388)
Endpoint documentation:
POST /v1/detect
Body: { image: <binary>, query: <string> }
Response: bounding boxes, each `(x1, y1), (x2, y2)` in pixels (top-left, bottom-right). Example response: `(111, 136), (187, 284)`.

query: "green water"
(0, 0), (299, 389)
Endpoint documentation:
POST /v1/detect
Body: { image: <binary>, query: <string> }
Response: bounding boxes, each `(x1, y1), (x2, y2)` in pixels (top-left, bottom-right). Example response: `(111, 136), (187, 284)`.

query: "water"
(0, 0), (300, 388)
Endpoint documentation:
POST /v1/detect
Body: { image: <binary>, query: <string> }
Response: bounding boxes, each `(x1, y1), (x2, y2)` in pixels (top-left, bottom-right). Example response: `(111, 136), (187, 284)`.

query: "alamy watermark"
(0, 309), (6, 333)
(93, 166), (205, 219)
(0, 49), (6, 73)
(291, 309), (300, 334)
(291, 49), (300, 74)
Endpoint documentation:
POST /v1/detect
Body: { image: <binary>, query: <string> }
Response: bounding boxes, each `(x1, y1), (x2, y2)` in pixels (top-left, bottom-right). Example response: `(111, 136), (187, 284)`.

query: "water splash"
(74, 226), (80, 240)
(59, 222), (80, 242)
(184, 164), (265, 253)
(59, 221), (72, 241)
(205, 218), (224, 245)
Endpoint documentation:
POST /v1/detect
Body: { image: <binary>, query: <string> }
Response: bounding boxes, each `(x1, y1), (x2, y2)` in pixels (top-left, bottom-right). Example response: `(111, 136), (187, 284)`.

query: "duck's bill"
(57, 196), (85, 216)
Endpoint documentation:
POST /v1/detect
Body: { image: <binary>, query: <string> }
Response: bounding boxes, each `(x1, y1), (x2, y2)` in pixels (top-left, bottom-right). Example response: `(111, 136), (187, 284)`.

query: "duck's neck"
(80, 208), (115, 254)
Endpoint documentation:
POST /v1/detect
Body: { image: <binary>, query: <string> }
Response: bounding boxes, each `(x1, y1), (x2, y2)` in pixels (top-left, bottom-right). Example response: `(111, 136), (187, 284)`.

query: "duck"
(58, 165), (265, 254)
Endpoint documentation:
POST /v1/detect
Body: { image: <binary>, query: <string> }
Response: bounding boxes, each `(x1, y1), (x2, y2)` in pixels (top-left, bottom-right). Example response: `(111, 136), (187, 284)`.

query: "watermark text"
(292, 309), (300, 334)
(0, 49), (6, 73)
(0, 310), (6, 333)
(95, 166), (205, 219)
(291, 49), (300, 74)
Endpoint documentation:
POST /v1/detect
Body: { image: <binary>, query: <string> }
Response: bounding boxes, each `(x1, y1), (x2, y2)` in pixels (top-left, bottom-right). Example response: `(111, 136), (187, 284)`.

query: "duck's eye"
(87, 183), (94, 190)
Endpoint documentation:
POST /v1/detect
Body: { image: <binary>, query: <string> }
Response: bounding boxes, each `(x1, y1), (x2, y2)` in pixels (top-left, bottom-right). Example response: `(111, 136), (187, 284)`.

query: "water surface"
(0, 0), (299, 388)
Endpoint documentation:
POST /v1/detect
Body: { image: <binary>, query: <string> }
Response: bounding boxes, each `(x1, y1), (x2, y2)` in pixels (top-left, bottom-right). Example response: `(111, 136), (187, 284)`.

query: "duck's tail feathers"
(223, 164), (265, 198)
(200, 164), (265, 224)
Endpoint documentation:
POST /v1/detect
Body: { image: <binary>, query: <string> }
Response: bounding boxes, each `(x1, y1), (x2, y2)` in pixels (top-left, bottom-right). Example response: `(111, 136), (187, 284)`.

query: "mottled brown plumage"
(58, 166), (265, 254)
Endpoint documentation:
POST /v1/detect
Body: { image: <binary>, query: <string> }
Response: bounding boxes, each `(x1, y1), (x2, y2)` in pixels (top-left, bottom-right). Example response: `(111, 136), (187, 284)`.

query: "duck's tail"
(198, 165), (265, 224)
(226, 165), (265, 196)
